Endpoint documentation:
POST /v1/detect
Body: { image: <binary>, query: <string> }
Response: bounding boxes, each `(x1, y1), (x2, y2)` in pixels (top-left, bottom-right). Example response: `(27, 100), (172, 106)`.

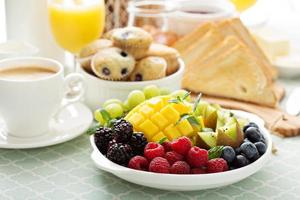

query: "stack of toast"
(173, 18), (281, 108)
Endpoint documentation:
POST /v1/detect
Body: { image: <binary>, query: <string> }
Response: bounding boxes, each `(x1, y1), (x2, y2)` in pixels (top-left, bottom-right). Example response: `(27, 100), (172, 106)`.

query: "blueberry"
(221, 146), (236, 163)
(134, 74), (143, 81)
(243, 138), (251, 143)
(102, 67), (111, 76)
(240, 142), (259, 159)
(235, 147), (241, 155)
(255, 142), (266, 155)
(243, 122), (259, 132)
(245, 127), (262, 143)
(234, 155), (250, 168)
(250, 152), (260, 162)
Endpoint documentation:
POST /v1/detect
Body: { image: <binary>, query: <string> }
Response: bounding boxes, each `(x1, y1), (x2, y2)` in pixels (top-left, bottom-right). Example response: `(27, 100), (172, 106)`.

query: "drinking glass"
(48, 0), (105, 71)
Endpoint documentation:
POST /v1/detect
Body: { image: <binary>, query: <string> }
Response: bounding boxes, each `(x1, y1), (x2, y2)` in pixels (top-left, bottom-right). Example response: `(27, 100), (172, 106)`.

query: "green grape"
(143, 85), (160, 99)
(123, 100), (130, 112)
(104, 103), (124, 119)
(127, 90), (146, 110)
(102, 98), (123, 108)
(94, 109), (105, 125)
(159, 87), (171, 95)
(171, 89), (191, 101)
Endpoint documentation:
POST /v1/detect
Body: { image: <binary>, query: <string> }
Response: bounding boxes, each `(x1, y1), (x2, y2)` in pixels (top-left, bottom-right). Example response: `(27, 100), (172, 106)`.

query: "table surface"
(0, 79), (300, 200)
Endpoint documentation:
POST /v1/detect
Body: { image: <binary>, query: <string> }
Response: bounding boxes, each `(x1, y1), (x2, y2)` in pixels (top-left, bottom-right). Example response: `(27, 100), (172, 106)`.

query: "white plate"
(0, 103), (93, 149)
(90, 110), (272, 191)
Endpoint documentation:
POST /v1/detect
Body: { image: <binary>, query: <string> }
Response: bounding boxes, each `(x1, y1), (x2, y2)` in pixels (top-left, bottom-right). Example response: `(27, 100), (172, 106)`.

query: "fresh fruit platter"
(88, 85), (272, 191)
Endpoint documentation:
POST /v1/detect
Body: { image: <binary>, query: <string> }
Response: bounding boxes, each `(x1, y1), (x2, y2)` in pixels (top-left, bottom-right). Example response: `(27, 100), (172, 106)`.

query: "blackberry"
(107, 143), (133, 166)
(129, 132), (148, 156)
(112, 119), (133, 143)
(94, 127), (114, 155)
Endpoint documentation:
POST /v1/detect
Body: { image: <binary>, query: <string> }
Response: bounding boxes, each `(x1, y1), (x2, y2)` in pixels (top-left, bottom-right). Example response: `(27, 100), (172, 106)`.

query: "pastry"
(91, 47), (135, 81)
(130, 56), (167, 81)
(146, 43), (180, 75)
(102, 28), (122, 40)
(78, 39), (113, 71)
(182, 43), (277, 107)
(112, 27), (153, 59)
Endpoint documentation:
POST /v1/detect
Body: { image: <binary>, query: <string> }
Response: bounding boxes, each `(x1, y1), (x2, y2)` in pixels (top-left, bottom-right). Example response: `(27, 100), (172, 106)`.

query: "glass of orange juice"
(229, 0), (257, 12)
(48, 0), (105, 71)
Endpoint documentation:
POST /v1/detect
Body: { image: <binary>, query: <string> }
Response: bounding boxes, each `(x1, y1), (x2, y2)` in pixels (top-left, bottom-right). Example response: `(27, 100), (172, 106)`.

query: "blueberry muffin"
(130, 56), (167, 81)
(146, 43), (180, 75)
(78, 39), (113, 71)
(91, 47), (136, 81)
(112, 27), (153, 59)
(102, 28), (122, 40)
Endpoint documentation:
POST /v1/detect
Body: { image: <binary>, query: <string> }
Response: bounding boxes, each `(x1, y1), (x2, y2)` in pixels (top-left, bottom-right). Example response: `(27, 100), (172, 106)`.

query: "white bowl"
(90, 110), (272, 191)
(78, 59), (185, 111)
(168, 0), (236, 36)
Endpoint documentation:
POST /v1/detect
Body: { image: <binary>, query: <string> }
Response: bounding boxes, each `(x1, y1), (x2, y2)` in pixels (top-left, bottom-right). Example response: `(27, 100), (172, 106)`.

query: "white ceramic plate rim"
(90, 110), (272, 180)
(0, 103), (93, 149)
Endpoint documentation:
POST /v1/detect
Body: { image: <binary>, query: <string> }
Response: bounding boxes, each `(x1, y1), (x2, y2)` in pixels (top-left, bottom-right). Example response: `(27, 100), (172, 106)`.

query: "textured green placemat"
(1, 134), (300, 200)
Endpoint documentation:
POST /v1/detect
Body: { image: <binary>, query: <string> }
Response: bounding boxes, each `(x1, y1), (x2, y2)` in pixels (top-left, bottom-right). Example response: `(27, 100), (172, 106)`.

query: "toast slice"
(181, 27), (224, 68)
(193, 36), (240, 65)
(218, 18), (277, 79)
(182, 43), (277, 107)
(172, 22), (214, 52)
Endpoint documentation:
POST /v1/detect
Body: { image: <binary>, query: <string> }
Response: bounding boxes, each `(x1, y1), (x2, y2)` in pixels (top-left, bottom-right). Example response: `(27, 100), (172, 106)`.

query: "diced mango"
(160, 105), (180, 124)
(171, 103), (192, 114)
(140, 105), (154, 118)
(150, 113), (169, 129)
(127, 113), (145, 127)
(164, 125), (182, 141)
(139, 119), (159, 139)
(147, 97), (163, 111)
(151, 132), (166, 142)
(177, 119), (194, 137)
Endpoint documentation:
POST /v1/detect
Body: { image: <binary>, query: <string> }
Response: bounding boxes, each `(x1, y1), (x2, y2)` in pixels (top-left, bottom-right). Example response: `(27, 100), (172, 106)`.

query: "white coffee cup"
(0, 57), (85, 137)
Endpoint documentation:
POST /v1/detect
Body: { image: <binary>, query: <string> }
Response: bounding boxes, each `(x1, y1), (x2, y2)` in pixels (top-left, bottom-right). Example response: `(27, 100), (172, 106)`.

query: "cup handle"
(53, 73), (85, 121)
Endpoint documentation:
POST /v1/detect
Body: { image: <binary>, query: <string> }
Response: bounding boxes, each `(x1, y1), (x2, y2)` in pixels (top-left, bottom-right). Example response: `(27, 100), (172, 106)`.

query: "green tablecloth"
(1, 79), (300, 200)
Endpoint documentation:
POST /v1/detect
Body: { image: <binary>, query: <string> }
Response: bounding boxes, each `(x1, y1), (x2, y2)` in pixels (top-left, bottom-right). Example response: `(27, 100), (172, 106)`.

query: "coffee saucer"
(0, 102), (93, 149)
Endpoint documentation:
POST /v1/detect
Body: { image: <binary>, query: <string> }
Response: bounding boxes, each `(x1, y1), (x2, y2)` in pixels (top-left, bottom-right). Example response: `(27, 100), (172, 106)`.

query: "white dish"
(90, 110), (272, 191)
(0, 103), (93, 149)
(78, 59), (185, 111)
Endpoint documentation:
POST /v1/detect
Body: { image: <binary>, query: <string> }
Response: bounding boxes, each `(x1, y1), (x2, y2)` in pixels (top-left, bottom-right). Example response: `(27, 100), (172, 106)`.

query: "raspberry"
(170, 161), (191, 174)
(149, 157), (170, 173)
(207, 158), (228, 173)
(128, 156), (149, 171)
(164, 151), (183, 165)
(186, 147), (208, 167)
(144, 142), (165, 161)
(171, 136), (192, 155)
(162, 141), (172, 152)
(191, 168), (206, 174)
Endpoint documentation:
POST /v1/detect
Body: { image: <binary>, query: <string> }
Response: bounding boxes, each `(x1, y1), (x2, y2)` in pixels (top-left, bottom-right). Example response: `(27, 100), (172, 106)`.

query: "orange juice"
(230, 0), (257, 11)
(48, 0), (105, 53)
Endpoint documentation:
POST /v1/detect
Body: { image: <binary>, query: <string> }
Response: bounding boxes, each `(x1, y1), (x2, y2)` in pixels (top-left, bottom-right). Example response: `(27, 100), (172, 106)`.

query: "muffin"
(112, 27), (153, 59)
(146, 43), (180, 75)
(130, 56), (167, 81)
(78, 39), (113, 71)
(91, 47), (136, 81)
(102, 28), (122, 40)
